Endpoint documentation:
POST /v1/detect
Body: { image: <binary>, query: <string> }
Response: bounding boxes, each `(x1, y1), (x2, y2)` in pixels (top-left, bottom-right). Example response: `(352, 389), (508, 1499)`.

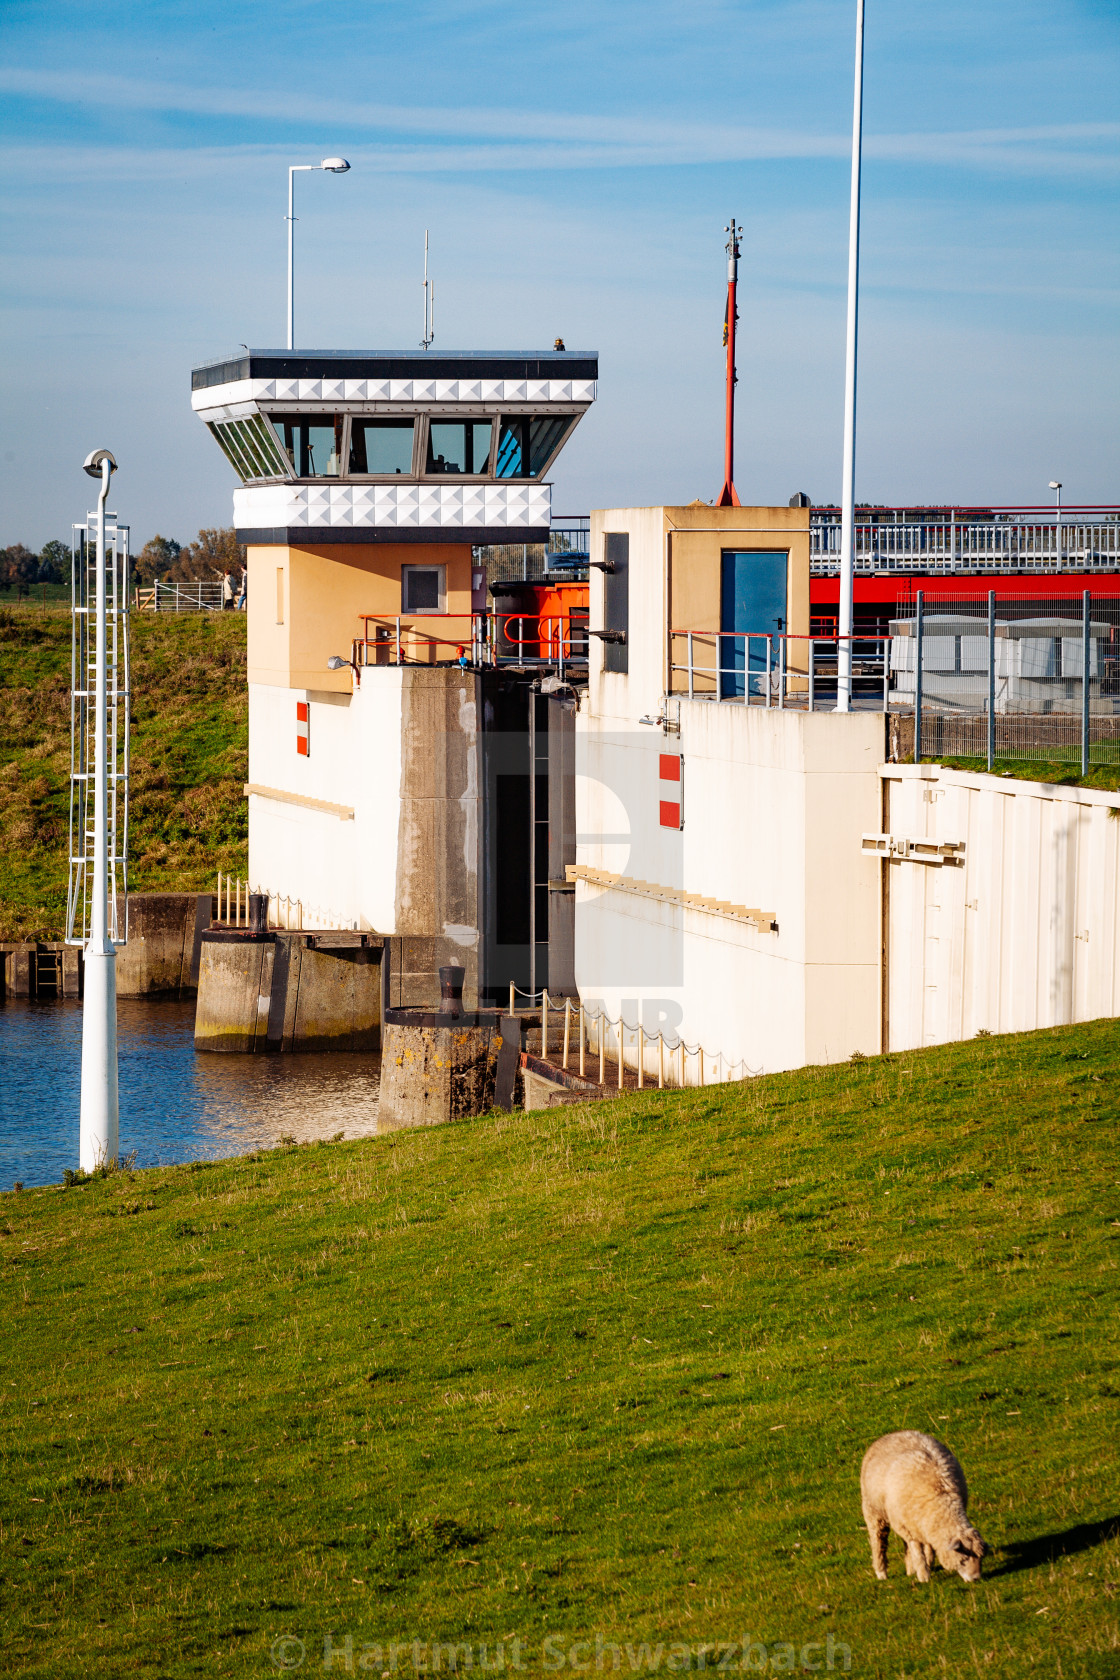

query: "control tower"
(191, 347), (597, 1006)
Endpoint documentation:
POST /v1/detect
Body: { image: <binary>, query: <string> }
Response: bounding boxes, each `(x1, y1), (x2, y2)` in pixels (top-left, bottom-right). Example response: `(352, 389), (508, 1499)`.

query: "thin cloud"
(0, 66), (1116, 177)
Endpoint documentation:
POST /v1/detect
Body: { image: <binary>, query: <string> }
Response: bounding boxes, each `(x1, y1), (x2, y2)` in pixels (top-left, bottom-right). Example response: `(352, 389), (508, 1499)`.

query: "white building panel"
(881, 764), (1120, 1050)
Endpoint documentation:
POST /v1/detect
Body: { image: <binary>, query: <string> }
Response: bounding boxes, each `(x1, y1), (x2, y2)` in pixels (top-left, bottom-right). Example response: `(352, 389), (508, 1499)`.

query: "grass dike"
(0, 1020), (1116, 1676)
(0, 606), (247, 942)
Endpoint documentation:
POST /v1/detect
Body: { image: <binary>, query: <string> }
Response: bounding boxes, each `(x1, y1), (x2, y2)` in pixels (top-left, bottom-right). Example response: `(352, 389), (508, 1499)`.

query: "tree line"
(0, 528), (246, 592)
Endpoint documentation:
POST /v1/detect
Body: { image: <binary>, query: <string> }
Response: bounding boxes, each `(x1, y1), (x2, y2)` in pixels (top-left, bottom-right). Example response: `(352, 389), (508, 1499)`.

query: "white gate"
(877, 765), (1120, 1051)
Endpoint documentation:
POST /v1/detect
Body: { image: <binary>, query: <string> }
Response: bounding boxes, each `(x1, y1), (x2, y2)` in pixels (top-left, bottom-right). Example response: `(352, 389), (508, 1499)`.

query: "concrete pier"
(193, 929), (382, 1053)
(377, 1018), (502, 1130)
(118, 893), (214, 997)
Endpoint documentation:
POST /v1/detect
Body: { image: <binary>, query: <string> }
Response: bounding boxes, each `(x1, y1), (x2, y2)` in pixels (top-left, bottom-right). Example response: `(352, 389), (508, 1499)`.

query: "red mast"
(717, 219), (742, 508)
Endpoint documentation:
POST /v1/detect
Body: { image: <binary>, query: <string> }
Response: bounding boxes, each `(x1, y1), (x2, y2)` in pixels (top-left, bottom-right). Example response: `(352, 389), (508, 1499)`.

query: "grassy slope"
(1, 1023), (1117, 1677)
(0, 608), (247, 940)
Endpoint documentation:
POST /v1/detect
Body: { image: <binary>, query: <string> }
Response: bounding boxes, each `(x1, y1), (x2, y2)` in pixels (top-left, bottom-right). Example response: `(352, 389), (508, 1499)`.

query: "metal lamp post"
(79, 448), (119, 1172)
(287, 158), (351, 350)
(1050, 480), (1062, 568)
(836, 0), (865, 714)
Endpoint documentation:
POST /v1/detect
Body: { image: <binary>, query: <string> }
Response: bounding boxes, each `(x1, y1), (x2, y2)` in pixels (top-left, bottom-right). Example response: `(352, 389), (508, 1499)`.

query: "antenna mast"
(421, 230), (435, 350)
(716, 218), (742, 508)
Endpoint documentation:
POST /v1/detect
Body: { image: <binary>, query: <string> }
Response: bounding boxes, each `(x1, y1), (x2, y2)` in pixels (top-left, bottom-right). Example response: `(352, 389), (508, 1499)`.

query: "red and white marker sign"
(659, 752), (682, 829)
(296, 700), (309, 756)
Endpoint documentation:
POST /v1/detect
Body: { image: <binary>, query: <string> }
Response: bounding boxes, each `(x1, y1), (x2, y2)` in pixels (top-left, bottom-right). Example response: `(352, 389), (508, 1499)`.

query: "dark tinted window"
(350, 420), (414, 474)
(494, 416), (573, 479)
(426, 420), (493, 475)
(604, 532), (629, 674)
(272, 415), (343, 477)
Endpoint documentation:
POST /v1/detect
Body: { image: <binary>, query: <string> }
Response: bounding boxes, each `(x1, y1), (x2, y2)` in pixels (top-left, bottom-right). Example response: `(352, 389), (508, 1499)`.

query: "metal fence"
(135, 580), (229, 611)
(896, 592), (1120, 773)
(809, 507), (1120, 574)
(476, 519), (590, 584)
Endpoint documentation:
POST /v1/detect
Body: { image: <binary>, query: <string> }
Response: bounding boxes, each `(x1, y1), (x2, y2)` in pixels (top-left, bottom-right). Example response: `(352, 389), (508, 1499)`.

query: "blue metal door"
(720, 550), (788, 698)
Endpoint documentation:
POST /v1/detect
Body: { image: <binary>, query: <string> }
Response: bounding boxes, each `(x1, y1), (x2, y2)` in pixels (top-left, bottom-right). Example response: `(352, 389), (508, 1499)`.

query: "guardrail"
(809, 510), (1120, 575)
(135, 581), (230, 611)
(353, 609), (590, 674)
(669, 629), (895, 711)
(513, 985), (757, 1087)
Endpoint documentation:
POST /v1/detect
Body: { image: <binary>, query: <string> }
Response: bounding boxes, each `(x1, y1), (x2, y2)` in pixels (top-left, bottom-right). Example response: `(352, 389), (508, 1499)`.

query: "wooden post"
(658, 1033), (664, 1089)
(579, 1003), (586, 1078)
(509, 981), (515, 1017)
(617, 1020), (624, 1090)
(637, 1024), (644, 1089)
(599, 1015), (605, 1085)
(699, 1046), (705, 1086)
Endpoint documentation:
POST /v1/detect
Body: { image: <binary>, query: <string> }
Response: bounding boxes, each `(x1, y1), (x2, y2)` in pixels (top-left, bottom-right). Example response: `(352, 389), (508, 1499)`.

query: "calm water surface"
(0, 998), (380, 1189)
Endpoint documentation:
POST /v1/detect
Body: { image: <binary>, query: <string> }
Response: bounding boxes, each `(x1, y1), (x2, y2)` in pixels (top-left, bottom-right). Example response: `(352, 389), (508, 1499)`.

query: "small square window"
(401, 565), (445, 614)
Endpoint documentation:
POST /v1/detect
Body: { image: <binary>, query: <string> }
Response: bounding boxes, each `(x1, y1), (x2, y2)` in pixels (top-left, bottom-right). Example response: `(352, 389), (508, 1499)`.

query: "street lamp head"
(326, 655), (350, 669)
(321, 157), (350, 173)
(83, 448), (117, 479)
(1049, 481), (1062, 490)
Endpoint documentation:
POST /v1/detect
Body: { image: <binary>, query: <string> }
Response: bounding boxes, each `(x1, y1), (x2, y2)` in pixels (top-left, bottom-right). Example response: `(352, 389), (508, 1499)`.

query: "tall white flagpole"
(79, 451), (119, 1171)
(837, 0), (865, 714)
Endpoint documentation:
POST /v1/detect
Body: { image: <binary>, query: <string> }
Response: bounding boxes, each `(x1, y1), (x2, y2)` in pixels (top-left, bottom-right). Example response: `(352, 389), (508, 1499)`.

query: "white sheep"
(860, 1430), (987, 1583)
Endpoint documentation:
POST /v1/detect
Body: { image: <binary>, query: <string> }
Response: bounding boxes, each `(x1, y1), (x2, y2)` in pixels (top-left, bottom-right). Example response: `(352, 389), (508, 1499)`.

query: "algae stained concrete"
(194, 939), (276, 1053)
(377, 1020), (498, 1129)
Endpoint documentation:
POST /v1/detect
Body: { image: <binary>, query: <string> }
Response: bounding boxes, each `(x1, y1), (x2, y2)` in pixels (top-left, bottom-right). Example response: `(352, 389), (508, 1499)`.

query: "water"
(0, 998), (380, 1190)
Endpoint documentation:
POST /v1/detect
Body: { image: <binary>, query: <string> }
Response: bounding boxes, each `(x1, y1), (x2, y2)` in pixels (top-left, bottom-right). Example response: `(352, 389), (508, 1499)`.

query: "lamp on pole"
(836, 0), (865, 714)
(286, 158), (351, 350)
(79, 447), (119, 1172)
(1049, 480), (1062, 568)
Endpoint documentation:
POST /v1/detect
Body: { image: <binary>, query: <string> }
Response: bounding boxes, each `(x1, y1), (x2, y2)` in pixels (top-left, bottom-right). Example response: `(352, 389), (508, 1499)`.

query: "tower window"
(350, 419), (415, 475)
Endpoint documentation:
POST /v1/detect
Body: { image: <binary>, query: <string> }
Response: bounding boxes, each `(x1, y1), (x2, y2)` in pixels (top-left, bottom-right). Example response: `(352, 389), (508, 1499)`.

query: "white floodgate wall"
(247, 674), (403, 931)
(880, 764), (1120, 1049)
(575, 701), (886, 1078)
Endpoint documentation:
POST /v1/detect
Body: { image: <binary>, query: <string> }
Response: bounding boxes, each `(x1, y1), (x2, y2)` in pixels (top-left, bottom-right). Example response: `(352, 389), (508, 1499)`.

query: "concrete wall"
(117, 894), (211, 996)
(248, 540), (474, 693)
(194, 932), (381, 1053)
(575, 698), (885, 1077)
(574, 502), (879, 1075)
(247, 666), (483, 1002)
(881, 763), (1120, 1050)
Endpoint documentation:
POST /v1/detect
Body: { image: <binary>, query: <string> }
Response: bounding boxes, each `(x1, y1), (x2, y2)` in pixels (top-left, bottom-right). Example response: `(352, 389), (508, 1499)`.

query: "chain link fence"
(891, 592), (1120, 772)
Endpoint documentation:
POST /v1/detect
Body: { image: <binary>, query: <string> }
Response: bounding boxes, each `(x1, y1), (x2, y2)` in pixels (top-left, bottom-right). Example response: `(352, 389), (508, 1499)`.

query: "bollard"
(248, 892), (269, 934)
(438, 965), (465, 1020)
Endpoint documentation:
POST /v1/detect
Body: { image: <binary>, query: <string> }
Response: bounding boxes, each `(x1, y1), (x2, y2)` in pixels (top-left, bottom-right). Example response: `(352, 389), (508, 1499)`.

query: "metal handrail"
(809, 511), (1120, 575)
(354, 608), (589, 671)
(668, 629), (895, 712)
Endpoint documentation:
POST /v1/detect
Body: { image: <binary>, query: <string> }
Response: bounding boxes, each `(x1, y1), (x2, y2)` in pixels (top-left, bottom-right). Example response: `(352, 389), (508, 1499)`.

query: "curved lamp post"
(79, 447), (119, 1172)
(287, 158), (351, 350)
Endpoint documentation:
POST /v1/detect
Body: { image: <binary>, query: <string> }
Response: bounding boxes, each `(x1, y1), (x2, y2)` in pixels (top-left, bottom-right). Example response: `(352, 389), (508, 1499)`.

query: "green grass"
(919, 754), (1120, 793)
(1, 1022), (1117, 1676)
(0, 608), (247, 940)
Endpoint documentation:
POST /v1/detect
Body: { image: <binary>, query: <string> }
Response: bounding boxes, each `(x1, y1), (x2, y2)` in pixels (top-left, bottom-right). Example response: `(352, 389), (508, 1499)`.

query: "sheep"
(860, 1430), (987, 1583)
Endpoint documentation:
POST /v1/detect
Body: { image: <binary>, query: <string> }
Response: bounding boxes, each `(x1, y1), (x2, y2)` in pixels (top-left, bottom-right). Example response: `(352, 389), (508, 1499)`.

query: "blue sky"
(1, 0), (1117, 547)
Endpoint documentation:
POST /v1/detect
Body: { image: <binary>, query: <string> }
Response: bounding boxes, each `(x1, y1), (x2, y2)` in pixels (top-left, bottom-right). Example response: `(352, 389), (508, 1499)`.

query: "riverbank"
(0, 609), (247, 941)
(1, 1019), (1116, 1677)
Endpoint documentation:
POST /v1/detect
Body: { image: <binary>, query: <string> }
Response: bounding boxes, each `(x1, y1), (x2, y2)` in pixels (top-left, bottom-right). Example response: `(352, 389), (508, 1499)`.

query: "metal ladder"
(66, 514), (131, 947)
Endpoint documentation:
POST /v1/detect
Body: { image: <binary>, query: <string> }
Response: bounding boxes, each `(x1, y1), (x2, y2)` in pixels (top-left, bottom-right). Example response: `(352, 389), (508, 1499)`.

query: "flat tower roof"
(193, 349), (598, 391)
